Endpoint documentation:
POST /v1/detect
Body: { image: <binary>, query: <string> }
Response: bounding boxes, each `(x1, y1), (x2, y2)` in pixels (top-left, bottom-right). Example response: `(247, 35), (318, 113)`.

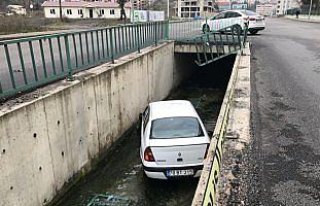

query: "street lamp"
(167, 0), (169, 19)
(308, 0), (313, 20)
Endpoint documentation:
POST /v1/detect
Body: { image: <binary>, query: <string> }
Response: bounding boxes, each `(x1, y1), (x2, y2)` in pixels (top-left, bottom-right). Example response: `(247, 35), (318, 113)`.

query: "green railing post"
(155, 22), (158, 46)
(165, 20), (169, 39)
(0, 79), (3, 94)
(57, 37), (65, 72)
(29, 41), (39, 81)
(109, 28), (115, 63)
(17, 42), (28, 85)
(136, 24), (141, 53)
(243, 24), (248, 48)
(79, 33), (85, 65)
(64, 35), (74, 81)
(4, 44), (16, 89)
(39, 39), (48, 79)
(48, 38), (57, 75)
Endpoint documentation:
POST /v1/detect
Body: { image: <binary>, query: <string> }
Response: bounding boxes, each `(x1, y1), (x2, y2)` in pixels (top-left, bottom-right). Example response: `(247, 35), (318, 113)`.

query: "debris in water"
(87, 193), (134, 206)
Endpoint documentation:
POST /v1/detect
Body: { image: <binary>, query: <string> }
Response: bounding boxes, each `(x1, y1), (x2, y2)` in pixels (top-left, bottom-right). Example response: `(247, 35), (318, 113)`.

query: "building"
(175, 0), (217, 19)
(42, 0), (131, 19)
(132, 0), (149, 9)
(6, 5), (27, 15)
(256, 4), (276, 16)
(276, 0), (300, 15)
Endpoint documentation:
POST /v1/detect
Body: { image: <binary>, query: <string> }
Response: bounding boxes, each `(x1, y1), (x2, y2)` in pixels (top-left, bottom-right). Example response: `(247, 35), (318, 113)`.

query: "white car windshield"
(150, 117), (204, 139)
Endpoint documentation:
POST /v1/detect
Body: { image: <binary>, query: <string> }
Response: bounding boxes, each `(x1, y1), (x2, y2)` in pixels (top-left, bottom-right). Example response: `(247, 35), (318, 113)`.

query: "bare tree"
(59, 0), (62, 21)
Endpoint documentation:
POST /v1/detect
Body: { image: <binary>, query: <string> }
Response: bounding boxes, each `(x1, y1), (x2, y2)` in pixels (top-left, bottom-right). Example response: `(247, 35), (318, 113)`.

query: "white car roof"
(149, 100), (199, 120)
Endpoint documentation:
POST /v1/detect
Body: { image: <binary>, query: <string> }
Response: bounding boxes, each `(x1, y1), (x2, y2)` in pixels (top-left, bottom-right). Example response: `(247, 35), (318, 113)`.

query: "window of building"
(78, 9), (83, 15)
(99, 9), (105, 15)
(67, 9), (72, 15)
(50, 9), (55, 14)
(277, 5), (280, 8)
(110, 9), (115, 15)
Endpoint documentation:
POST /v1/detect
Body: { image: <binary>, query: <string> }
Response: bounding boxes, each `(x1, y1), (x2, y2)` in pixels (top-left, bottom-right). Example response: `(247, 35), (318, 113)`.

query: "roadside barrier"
(192, 51), (241, 206)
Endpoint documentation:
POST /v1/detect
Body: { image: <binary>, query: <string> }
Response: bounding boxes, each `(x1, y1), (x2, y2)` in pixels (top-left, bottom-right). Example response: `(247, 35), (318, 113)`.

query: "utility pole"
(167, 0), (169, 19)
(308, 0), (313, 20)
(59, 0), (62, 21)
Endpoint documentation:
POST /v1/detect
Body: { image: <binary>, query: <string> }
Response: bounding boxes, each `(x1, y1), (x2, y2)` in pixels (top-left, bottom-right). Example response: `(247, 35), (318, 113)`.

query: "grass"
(0, 12), (132, 35)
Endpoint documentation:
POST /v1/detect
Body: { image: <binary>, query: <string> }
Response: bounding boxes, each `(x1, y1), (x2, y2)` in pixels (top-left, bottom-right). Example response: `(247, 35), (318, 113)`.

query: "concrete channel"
(54, 54), (236, 206)
(0, 40), (250, 206)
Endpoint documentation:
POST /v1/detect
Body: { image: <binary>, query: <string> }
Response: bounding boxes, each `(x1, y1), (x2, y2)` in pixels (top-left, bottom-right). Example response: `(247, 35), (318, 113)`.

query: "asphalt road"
(249, 18), (320, 205)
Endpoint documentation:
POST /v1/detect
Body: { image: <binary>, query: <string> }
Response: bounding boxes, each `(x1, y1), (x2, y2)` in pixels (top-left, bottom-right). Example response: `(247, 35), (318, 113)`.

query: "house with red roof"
(42, 0), (132, 19)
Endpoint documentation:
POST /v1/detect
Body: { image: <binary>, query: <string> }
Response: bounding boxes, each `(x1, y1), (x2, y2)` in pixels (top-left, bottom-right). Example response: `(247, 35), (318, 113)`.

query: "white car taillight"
(144, 147), (155, 162)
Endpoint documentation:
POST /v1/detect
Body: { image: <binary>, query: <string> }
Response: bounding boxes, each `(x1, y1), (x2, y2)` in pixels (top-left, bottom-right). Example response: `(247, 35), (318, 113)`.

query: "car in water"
(201, 10), (265, 35)
(139, 100), (211, 180)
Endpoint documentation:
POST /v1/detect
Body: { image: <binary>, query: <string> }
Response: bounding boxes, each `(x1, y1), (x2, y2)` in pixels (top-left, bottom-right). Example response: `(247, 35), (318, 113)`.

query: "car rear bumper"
(143, 165), (203, 180)
(249, 27), (265, 31)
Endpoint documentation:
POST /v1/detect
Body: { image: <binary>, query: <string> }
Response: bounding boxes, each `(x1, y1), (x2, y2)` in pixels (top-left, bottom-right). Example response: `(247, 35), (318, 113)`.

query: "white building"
(276, 0), (300, 15)
(175, 0), (217, 19)
(42, 1), (132, 19)
(256, 4), (276, 16)
(7, 5), (27, 15)
(132, 0), (149, 9)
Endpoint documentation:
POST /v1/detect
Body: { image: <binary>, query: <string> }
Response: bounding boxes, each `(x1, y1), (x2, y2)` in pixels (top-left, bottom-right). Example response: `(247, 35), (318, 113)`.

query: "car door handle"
(177, 158), (183, 162)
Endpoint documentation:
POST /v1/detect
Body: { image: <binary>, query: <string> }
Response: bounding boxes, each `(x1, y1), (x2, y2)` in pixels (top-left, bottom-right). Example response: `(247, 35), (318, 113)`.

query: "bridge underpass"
(55, 54), (236, 206)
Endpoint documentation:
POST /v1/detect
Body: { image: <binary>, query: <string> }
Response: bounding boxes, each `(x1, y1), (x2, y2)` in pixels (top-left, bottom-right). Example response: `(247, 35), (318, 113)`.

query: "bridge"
(0, 20), (249, 206)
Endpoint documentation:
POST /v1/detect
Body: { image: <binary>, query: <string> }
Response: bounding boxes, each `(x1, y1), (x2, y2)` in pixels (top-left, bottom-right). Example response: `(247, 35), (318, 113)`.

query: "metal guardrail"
(0, 21), (169, 99)
(0, 20), (247, 99)
(192, 50), (242, 206)
(176, 24), (248, 66)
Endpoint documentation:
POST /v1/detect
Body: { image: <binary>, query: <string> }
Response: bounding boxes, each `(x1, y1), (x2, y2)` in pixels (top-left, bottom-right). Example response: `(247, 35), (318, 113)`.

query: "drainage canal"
(56, 54), (236, 206)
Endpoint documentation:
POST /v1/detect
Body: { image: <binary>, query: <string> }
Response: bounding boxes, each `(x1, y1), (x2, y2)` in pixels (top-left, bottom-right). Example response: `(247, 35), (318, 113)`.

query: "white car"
(139, 100), (211, 180)
(202, 10), (265, 35)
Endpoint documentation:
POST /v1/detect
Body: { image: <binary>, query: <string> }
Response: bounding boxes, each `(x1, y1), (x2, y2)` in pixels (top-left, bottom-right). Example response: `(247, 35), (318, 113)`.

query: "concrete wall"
(0, 41), (192, 206)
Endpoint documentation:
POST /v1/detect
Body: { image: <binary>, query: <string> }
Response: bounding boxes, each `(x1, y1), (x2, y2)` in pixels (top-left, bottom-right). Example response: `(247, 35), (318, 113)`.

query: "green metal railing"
(0, 20), (248, 99)
(176, 24), (248, 66)
(0, 21), (169, 99)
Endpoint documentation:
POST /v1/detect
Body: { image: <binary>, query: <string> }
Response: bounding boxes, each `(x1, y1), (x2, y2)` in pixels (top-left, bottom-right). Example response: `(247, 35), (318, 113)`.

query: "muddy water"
(56, 55), (235, 206)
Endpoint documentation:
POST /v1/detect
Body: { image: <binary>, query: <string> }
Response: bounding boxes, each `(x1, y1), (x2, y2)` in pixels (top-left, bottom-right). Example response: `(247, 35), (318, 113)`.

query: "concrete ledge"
(217, 44), (251, 205)
(191, 43), (250, 206)
(285, 15), (320, 23)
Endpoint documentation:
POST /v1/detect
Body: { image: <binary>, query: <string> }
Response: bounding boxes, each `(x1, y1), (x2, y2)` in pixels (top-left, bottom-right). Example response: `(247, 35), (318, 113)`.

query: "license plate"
(166, 169), (194, 177)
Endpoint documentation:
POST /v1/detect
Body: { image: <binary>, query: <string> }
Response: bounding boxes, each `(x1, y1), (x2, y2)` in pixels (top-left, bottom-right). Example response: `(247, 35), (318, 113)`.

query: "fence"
(176, 24), (248, 66)
(0, 19), (248, 99)
(0, 21), (168, 99)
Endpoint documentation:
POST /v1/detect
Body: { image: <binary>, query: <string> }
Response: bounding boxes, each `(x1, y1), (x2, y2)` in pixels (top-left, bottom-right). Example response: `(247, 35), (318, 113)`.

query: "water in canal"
(56, 55), (235, 206)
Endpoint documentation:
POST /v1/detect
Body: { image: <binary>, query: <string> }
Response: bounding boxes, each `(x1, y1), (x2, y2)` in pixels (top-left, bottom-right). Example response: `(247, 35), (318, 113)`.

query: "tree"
(59, 0), (62, 21)
(117, 0), (127, 20)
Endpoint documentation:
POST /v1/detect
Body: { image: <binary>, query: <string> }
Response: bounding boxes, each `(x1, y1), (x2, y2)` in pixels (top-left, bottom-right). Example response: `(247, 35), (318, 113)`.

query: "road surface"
(248, 18), (320, 205)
